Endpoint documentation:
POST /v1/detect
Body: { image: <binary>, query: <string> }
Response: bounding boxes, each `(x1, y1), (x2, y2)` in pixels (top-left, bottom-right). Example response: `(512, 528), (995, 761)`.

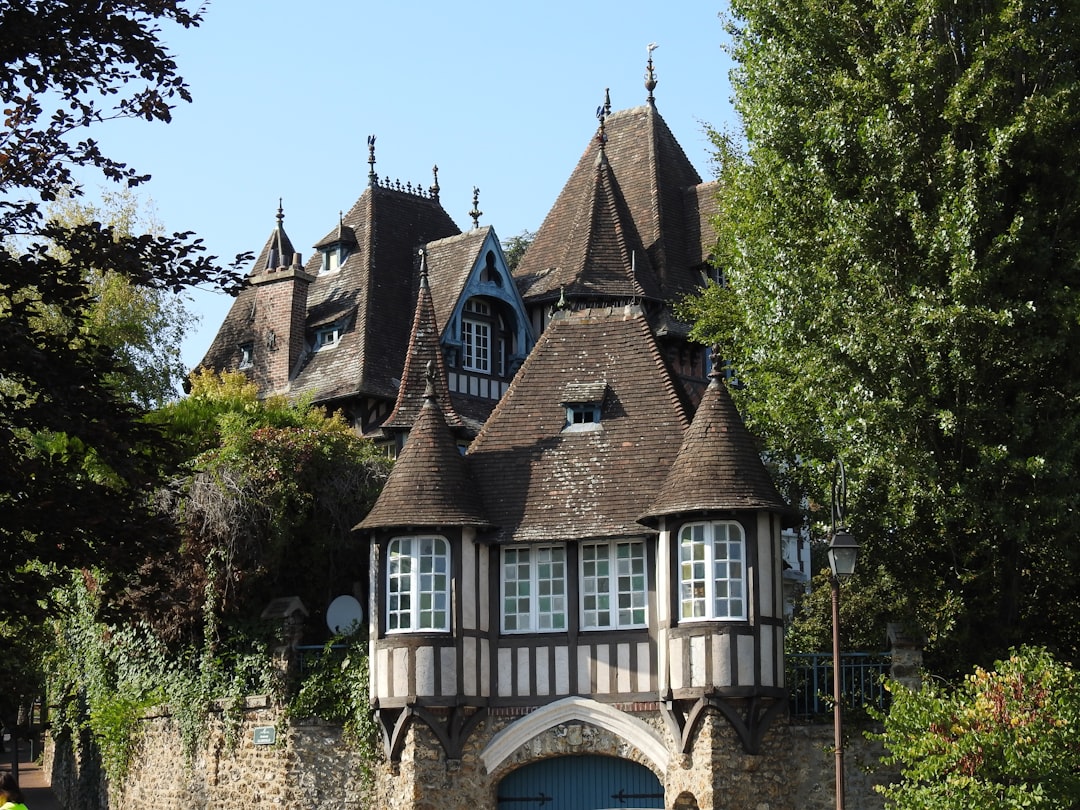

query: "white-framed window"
(580, 540), (647, 630)
(679, 521), (746, 621)
(238, 343), (253, 369)
(501, 545), (566, 633)
(315, 325), (341, 350)
(386, 535), (450, 633)
(462, 298), (492, 372)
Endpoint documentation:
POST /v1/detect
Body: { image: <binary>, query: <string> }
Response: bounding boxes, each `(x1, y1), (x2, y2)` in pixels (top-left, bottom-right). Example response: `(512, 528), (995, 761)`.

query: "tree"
(131, 370), (391, 646)
(502, 229), (535, 271)
(684, 0), (1080, 672)
(21, 189), (197, 407)
(0, 1), (244, 615)
(875, 647), (1080, 808)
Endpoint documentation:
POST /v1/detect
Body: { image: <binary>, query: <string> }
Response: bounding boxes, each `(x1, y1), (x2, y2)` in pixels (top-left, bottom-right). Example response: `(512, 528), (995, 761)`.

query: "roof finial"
(604, 87), (612, 116)
(430, 165), (440, 201)
(276, 198), (284, 226)
(469, 186), (482, 229)
(557, 285), (567, 310)
(367, 134), (378, 186)
(645, 43), (659, 105)
(337, 210), (344, 239)
(418, 247), (429, 288)
(595, 100), (608, 152)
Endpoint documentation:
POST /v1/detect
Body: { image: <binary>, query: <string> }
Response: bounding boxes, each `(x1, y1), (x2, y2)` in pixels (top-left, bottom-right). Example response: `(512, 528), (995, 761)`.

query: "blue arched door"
(497, 754), (664, 810)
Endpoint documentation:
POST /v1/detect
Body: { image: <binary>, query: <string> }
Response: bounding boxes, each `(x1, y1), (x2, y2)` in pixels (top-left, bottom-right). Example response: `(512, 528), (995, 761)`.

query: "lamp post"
(827, 462), (859, 810)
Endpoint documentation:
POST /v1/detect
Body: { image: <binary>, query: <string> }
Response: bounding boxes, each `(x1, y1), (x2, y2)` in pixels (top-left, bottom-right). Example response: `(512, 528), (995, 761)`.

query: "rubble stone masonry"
(46, 697), (894, 810)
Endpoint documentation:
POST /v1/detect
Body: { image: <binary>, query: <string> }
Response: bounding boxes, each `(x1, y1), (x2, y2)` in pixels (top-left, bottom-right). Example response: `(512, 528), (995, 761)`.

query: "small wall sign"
(253, 726), (277, 745)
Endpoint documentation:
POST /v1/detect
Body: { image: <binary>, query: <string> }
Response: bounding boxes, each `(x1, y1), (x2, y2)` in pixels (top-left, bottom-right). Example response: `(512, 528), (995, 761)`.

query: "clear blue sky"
(81, 2), (738, 370)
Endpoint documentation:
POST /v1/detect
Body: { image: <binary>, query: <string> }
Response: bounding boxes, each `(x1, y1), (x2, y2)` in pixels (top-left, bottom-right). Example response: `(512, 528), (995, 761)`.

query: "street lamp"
(828, 462), (859, 810)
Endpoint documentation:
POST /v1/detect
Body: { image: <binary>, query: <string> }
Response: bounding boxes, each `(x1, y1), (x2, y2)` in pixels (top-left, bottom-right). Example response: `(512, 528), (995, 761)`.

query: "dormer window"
(562, 381), (606, 432)
(321, 244), (349, 275)
(238, 343), (254, 369)
(315, 325), (342, 350)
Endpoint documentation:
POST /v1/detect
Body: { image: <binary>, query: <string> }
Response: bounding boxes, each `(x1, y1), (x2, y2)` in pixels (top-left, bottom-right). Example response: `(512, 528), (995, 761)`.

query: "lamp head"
(828, 528), (859, 581)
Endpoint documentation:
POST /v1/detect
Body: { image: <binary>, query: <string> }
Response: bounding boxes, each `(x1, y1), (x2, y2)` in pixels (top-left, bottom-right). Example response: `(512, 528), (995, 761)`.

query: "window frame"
(579, 540), (648, 630)
(500, 544), (567, 634)
(678, 520), (747, 622)
(385, 535), (451, 634)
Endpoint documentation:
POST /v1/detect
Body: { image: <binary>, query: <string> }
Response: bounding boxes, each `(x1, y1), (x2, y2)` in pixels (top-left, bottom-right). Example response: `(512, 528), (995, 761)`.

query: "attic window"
(321, 244), (350, 274)
(315, 325), (342, 350)
(562, 381), (607, 432)
(238, 343), (253, 369)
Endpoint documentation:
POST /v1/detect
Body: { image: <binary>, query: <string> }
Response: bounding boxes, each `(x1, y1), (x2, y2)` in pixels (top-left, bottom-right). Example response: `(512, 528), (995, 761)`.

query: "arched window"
(678, 521), (746, 620)
(386, 536), (450, 632)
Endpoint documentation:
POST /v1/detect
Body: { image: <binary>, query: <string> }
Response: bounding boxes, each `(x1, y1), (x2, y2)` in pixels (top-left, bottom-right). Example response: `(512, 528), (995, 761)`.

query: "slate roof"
(357, 386), (491, 532)
(515, 103), (711, 306)
(639, 372), (799, 527)
(286, 184), (460, 404)
(467, 305), (690, 544)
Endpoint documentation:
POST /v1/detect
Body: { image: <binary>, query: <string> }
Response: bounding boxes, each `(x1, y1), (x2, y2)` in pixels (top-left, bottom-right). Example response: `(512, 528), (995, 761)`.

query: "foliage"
(685, 0), (1080, 673)
(132, 370), (391, 645)
(33, 189), (197, 407)
(0, 0), (202, 204)
(289, 636), (377, 750)
(502, 229), (535, 271)
(0, 0), (244, 621)
(874, 647), (1080, 808)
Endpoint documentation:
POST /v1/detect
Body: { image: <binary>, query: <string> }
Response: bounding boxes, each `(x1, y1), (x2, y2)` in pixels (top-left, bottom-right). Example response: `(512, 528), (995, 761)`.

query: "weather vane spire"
(367, 134), (377, 186)
(469, 186), (482, 229)
(645, 43), (658, 105)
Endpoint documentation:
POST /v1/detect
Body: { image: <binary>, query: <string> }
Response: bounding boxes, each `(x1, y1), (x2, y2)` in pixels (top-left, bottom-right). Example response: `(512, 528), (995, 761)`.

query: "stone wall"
(45, 701), (895, 810)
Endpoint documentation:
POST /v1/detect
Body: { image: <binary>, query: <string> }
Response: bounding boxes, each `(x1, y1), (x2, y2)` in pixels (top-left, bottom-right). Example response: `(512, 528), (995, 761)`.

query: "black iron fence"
(787, 652), (891, 718)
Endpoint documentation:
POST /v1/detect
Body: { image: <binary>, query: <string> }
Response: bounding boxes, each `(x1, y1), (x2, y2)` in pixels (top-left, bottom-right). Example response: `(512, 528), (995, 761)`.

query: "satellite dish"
(326, 595), (365, 635)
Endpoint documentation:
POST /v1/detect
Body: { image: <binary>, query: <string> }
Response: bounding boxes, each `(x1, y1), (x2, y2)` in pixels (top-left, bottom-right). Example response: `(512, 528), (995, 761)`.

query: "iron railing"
(787, 652), (890, 718)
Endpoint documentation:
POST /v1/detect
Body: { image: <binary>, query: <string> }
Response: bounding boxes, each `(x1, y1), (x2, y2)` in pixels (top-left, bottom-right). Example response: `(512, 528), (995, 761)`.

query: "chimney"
(250, 251), (314, 393)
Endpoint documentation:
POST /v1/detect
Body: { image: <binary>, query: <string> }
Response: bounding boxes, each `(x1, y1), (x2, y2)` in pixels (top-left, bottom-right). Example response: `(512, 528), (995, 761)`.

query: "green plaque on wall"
(253, 726), (276, 745)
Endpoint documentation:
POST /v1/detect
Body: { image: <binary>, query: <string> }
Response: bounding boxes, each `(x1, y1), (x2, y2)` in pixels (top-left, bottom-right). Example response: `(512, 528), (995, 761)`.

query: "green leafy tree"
(36, 189), (196, 407)
(684, 0), (1080, 672)
(0, 1), (244, 617)
(875, 647), (1080, 808)
(131, 370), (391, 646)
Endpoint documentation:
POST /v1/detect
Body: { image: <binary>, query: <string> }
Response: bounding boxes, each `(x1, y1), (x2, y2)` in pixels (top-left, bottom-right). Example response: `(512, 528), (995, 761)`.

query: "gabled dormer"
(424, 226), (533, 408)
(313, 216), (357, 275)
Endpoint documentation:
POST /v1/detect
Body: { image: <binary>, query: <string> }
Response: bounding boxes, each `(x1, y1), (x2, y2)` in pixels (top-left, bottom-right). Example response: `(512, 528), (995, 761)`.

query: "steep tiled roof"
(357, 389), (491, 532)
(382, 261), (466, 432)
(287, 184), (460, 403)
(639, 373), (798, 526)
(424, 228), (490, 332)
(515, 104), (710, 305)
(467, 305), (690, 543)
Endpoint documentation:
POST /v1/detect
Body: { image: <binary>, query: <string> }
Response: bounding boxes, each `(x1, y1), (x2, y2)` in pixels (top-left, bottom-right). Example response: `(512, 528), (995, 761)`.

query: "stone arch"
(480, 696), (670, 776)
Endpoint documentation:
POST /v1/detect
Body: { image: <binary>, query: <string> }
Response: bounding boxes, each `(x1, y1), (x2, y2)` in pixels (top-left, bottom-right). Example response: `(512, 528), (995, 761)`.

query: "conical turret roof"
(357, 374), (490, 532)
(639, 372), (799, 526)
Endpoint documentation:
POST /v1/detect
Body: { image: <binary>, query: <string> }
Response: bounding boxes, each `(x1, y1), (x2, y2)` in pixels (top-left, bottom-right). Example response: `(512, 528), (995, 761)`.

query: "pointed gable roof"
(198, 206), (301, 374)
(286, 183), (460, 404)
(382, 258), (466, 432)
(639, 372), (798, 526)
(423, 227), (492, 331)
(357, 380), (491, 532)
(515, 103), (710, 305)
(467, 305), (690, 544)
